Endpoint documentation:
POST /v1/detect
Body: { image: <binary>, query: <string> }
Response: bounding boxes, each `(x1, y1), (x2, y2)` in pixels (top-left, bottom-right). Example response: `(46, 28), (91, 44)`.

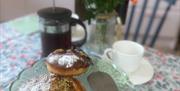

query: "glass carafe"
(38, 7), (87, 57)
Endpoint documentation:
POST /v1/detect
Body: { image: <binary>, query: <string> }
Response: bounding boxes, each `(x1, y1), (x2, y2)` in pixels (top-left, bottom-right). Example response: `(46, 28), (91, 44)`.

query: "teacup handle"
(104, 48), (113, 61)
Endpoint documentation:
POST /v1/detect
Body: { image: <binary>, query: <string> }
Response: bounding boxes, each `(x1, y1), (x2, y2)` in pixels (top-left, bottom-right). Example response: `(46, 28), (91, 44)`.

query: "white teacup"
(103, 40), (144, 74)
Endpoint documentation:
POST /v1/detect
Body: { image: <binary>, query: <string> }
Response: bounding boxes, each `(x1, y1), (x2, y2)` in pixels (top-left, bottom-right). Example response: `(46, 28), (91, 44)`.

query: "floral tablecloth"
(0, 15), (180, 91)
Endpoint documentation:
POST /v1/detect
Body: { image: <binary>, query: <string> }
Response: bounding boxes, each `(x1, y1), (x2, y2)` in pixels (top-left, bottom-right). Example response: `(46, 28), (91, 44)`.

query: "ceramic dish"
(10, 57), (134, 91)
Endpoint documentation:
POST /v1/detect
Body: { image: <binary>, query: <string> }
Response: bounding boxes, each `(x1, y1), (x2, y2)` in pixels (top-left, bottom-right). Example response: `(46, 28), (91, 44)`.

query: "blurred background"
(0, 0), (179, 55)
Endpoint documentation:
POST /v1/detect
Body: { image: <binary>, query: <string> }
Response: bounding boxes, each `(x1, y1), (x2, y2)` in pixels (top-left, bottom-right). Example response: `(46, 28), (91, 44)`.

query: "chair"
(124, 0), (177, 47)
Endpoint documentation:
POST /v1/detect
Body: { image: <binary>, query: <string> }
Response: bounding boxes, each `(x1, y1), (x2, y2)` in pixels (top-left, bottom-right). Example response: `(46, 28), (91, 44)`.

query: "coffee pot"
(38, 7), (87, 57)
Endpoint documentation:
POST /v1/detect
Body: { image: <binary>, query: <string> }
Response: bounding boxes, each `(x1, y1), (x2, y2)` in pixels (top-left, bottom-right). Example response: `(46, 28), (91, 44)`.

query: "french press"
(38, 7), (87, 57)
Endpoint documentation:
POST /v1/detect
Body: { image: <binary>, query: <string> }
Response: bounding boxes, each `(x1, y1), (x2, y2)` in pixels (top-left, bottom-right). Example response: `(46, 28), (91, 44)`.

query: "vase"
(87, 12), (123, 54)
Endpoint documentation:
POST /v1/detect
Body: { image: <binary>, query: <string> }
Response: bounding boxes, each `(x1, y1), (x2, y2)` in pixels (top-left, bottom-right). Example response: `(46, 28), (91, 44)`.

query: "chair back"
(124, 0), (177, 47)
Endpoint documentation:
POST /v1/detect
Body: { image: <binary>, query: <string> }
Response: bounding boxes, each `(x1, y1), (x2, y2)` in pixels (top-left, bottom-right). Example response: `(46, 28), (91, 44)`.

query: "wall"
(0, 0), (74, 22)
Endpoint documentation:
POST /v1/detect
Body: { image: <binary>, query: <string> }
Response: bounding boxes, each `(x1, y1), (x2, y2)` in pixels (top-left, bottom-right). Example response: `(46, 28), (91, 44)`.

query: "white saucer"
(128, 58), (154, 85)
(101, 56), (154, 85)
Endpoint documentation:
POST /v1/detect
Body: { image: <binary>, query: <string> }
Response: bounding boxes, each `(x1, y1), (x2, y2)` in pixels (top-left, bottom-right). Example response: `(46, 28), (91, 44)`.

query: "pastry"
(50, 75), (85, 91)
(45, 48), (92, 91)
(45, 48), (92, 76)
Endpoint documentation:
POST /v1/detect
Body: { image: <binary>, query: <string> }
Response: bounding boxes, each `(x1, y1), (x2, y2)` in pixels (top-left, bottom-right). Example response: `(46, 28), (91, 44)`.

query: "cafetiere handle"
(70, 18), (87, 47)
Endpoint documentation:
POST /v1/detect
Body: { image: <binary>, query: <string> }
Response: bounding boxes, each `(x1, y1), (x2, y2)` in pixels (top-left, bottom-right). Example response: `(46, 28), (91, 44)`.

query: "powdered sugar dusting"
(18, 75), (50, 91)
(47, 54), (79, 68)
(58, 54), (79, 68)
(47, 54), (60, 64)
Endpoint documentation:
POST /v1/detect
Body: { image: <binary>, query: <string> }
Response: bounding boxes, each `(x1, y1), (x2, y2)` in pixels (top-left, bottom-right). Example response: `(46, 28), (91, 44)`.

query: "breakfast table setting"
(0, 9), (180, 91)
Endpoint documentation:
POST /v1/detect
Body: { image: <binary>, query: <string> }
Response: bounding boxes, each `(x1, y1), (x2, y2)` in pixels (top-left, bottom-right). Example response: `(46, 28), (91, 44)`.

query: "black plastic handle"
(70, 17), (87, 47)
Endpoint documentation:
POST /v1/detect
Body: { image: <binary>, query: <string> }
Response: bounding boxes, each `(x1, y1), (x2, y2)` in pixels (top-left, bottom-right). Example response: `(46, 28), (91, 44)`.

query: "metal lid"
(37, 7), (72, 22)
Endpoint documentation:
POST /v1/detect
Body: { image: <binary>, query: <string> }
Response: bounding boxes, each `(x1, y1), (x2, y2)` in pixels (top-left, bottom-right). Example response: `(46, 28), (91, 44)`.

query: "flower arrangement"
(83, 0), (125, 54)
(84, 0), (124, 20)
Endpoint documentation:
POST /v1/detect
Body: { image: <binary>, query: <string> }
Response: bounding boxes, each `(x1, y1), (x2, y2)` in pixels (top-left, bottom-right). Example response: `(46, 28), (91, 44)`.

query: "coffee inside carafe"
(41, 31), (71, 57)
